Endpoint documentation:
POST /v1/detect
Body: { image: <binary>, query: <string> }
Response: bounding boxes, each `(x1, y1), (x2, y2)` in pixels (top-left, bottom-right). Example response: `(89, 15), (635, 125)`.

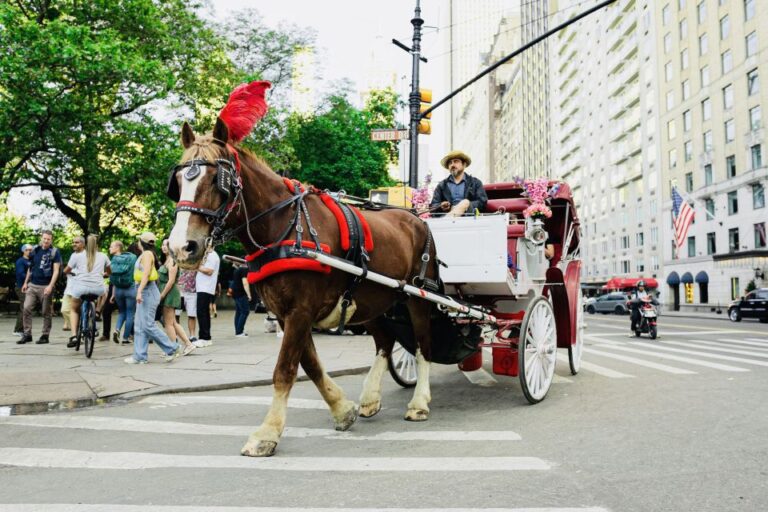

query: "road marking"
(462, 368), (499, 387)
(583, 348), (696, 374)
(0, 448), (551, 471)
(0, 505), (612, 512)
(0, 416), (522, 442)
(555, 353), (634, 378)
(715, 338), (768, 348)
(593, 344), (750, 372)
(628, 342), (768, 368)
(746, 337), (768, 343)
(666, 339), (768, 357)
(141, 395), (328, 410)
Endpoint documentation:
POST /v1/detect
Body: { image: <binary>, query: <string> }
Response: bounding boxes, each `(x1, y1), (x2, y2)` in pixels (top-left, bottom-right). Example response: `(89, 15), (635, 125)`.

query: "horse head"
(167, 118), (240, 268)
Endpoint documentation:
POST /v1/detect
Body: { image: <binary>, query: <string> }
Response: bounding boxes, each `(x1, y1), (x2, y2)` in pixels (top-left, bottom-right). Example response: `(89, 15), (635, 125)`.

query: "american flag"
(672, 186), (695, 257)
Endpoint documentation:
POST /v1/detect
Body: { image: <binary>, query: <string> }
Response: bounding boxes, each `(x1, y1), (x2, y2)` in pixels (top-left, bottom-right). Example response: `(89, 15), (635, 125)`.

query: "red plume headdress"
(218, 81), (272, 143)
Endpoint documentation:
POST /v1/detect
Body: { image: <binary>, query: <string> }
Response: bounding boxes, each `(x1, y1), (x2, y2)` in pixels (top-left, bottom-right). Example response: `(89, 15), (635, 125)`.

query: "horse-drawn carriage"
(379, 181), (584, 404)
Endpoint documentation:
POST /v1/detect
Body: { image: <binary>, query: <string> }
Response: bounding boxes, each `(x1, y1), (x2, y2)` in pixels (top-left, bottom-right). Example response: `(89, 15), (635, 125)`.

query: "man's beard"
(450, 168), (462, 177)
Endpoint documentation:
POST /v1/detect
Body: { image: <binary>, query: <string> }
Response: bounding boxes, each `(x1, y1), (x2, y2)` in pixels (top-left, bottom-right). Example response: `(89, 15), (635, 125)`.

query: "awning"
(681, 272), (694, 284)
(695, 271), (709, 284)
(666, 271), (680, 286)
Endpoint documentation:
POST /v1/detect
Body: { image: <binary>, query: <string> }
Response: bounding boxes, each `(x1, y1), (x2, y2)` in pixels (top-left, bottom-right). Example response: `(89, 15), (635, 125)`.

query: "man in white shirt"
(193, 248), (220, 347)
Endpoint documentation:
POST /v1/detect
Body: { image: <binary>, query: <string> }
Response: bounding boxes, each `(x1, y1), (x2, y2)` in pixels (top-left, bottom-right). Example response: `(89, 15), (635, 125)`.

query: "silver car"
(585, 292), (629, 315)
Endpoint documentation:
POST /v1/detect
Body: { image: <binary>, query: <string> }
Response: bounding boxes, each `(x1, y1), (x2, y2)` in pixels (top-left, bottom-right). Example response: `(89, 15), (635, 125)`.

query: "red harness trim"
(245, 241), (332, 284)
(317, 193), (374, 252)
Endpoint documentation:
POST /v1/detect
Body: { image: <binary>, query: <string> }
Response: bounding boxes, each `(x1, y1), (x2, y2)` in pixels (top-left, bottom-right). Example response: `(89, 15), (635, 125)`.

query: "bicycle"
(76, 293), (99, 358)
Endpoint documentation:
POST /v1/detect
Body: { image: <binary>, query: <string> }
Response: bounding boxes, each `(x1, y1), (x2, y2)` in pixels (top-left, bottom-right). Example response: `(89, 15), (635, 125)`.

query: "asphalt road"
(0, 313), (766, 512)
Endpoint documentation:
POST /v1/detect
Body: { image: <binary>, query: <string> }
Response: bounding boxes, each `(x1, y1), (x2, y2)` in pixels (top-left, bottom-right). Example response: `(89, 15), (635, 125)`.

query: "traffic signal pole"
(407, 0), (424, 189)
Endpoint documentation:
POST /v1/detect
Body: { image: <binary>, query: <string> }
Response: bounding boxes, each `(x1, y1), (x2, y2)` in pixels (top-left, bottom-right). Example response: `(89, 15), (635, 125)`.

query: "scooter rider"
(629, 281), (654, 334)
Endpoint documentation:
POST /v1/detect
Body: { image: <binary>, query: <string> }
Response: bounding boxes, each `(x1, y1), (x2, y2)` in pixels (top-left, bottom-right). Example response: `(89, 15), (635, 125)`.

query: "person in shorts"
(64, 234), (110, 348)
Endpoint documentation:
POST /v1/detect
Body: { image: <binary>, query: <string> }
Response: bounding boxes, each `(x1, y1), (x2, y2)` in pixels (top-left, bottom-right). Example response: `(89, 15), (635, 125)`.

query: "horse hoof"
(241, 440), (277, 457)
(359, 401), (381, 418)
(404, 408), (429, 422)
(334, 405), (358, 431)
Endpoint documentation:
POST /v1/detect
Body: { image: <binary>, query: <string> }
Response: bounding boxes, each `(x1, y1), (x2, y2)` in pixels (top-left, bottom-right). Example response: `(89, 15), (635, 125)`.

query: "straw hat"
(440, 150), (472, 169)
(138, 232), (157, 245)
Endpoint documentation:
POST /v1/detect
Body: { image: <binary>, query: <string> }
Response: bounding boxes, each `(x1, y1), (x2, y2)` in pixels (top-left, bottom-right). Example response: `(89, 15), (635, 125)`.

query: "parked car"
(728, 288), (768, 323)
(584, 292), (630, 315)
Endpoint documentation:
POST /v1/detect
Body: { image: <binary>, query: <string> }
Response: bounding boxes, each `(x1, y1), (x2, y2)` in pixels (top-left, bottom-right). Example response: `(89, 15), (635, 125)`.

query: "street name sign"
(370, 129), (409, 141)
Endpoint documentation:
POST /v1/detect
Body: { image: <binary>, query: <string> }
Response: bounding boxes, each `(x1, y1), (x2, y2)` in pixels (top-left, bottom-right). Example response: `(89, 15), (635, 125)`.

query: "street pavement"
(0, 310), (766, 510)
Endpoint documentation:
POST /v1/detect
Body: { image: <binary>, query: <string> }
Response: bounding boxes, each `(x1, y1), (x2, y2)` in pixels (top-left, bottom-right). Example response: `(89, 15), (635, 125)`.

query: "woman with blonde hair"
(64, 234), (111, 348)
(158, 239), (195, 355)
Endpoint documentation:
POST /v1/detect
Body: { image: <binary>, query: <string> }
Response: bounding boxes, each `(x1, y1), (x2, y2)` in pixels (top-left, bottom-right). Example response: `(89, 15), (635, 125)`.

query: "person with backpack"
(108, 240), (137, 344)
(19, 230), (62, 345)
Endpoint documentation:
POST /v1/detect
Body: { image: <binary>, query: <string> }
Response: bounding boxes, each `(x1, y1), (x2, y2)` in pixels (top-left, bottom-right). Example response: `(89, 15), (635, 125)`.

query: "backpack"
(110, 253), (137, 288)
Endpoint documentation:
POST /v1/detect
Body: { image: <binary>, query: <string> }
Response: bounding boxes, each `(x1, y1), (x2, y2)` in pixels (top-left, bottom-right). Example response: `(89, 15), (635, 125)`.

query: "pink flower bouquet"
(523, 202), (552, 219)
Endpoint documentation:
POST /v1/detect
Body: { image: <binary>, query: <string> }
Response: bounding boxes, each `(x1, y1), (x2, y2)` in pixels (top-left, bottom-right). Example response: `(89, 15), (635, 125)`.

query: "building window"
(669, 148), (678, 168)
(685, 140), (693, 162)
(722, 84), (734, 109)
(702, 97), (711, 120)
(621, 235), (630, 249)
(662, 4), (670, 25)
(637, 232), (644, 246)
(746, 31), (757, 58)
(683, 110), (692, 132)
(685, 172), (693, 191)
(679, 0), (686, 9)
(745, 0), (755, 20)
(700, 66), (710, 87)
(731, 277), (740, 300)
(707, 232), (716, 255)
(756, 223), (767, 248)
(747, 68), (759, 95)
(729, 228), (740, 253)
(681, 48), (689, 70)
(664, 32), (672, 54)
(651, 226), (659, 243)
(720, 15), (730, 39)
(727, 155), (736, 177)
(752, 144), (763, 169)
(703, 130), (713, 151)
(749, 106), (761, 131)
(667, 90), (675, 111)
(636, 261), (645, 272)
(668, 120), (677, 140)
(697, 1), (706, 23)
(621, 260), (630, 273)
(688, 236), (696, 257)
(725, 119), (735, 143)
(705, 197), (715, 219)
(699, 33), (708, 55)
(652, 255), (660, 270)
(704, 164), (713, 186)
(682, 80), (690, 100)
(665, 61), (673, 82)
(700, 281), (709, 304)
(721, 50), (732, 74)
(754, 183), (765, 209)
(679, 18), (688, 39)
(728, 191), (739, 215)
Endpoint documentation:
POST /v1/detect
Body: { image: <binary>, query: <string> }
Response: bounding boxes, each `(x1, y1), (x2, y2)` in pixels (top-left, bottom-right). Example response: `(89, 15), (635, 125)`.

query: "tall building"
(658, 0), (767, 308)
(550, 0), (663, 292)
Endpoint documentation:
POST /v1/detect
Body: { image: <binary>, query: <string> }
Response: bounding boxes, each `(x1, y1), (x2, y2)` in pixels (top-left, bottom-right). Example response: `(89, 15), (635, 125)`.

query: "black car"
(728, 288), (768, 323)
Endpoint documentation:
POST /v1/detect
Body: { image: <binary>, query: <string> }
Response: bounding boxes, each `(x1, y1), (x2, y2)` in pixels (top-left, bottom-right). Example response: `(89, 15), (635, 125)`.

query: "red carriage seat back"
(485, 198), (530, 215)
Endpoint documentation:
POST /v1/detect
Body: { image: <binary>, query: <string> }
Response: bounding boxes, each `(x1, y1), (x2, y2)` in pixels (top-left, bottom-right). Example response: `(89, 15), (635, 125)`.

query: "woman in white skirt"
(64, 234), (111, 348)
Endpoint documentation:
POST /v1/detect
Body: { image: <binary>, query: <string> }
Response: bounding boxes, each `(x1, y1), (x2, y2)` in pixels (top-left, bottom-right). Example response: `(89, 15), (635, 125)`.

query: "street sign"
(370, 129), (409, 141)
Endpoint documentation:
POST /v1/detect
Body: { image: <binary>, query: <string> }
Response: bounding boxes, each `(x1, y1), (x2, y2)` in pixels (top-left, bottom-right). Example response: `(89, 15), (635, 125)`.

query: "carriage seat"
(485, 198), (530, 215)
(505, 223), (525, 278)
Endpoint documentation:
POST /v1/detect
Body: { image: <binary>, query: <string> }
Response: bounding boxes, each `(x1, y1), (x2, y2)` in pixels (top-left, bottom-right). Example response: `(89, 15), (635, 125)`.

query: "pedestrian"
(108, 240), (137, 344)
(193, 246), (220, 348)
(177, 269), (197, 341)
(229, 262), (252, 337)
(13, 244), (34, 337)
(63, 234), (111, 348)
(19, 230), (63, 345)
(124, 232), (182, 364)
(158, 239), (196, 355)
(60, 237), (84, 335)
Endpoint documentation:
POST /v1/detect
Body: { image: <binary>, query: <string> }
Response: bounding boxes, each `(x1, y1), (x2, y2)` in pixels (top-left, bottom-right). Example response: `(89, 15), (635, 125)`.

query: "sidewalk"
(659, 309), (731, 321)
(0, 310), (374, 415)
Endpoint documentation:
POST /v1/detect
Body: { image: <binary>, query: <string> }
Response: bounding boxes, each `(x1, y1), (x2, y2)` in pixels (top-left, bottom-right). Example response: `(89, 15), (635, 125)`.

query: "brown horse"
(167, 118), (437, 457)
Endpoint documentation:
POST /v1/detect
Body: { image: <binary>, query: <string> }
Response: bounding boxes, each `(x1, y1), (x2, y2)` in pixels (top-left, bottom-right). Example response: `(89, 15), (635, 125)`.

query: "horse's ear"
(181, 122), (195, 149)
(213, 117), (230, 145)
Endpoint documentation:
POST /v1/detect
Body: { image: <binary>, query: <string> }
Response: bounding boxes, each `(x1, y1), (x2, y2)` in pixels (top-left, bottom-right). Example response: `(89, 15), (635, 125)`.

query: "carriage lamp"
(755, 267), (765, 280)
(525, 223), (548, 245)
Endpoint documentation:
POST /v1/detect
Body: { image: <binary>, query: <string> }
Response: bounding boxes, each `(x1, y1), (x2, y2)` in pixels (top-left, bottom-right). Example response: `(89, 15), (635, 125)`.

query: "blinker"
(184, 164), (201, 180)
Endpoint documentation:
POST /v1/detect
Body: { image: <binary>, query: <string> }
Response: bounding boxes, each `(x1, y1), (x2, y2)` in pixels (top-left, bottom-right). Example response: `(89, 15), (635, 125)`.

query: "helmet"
(637, 280), (645, 288)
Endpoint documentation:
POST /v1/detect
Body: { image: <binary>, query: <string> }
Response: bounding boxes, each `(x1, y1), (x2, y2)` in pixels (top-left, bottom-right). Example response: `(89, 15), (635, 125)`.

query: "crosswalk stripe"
(593, 344), (749, 372)
(0, 416), (522, 442)
(462, 368), (499, 387)
(628, 342), (768, 368)
(141, 395), (328, 409)
(555, 352), (634, 378)
(718, 338), (768, 348)
(0, 505), (612, 512)
(745, 337), (768, 343)
(667, 339), (768, 357)
(0, 448), (551, 471)
(583, 348), (696, 374)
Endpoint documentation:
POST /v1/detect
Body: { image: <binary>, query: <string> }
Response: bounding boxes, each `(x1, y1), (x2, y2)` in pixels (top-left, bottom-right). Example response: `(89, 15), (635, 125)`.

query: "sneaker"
(164, 347), (182, 362)
(121, 338), (132, 344)
(66, 336), (78, 348)
(124, 357), (148, 365)
(189, 336), (198, 343)
(17, 334), (32, 345)
(192, 339), (213, 348)
(182, 344), (197, 356)
(235, 332), (249, 338)
(98, 335), (109, 342)
(35, 335), (49, 344)
(62, 327), (71, 332)
(112, 330), (120, 344)
(13, 331), (23, 337)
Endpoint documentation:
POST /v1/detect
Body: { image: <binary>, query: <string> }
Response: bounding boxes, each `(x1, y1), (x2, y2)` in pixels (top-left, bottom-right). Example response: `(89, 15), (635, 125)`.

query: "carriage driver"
(430, 150), (488, 216)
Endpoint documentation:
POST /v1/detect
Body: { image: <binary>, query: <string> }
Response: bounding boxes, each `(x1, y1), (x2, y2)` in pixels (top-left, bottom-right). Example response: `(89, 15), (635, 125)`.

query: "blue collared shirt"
(446, 175), (466, 205)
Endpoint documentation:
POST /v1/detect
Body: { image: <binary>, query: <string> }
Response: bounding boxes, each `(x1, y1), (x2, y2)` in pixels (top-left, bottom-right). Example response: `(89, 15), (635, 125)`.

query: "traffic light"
(418, 88), (432, 135)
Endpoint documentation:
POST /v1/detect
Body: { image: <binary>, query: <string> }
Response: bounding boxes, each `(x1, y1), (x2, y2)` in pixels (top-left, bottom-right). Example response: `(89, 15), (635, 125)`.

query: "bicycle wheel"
(75, 305), (84, 352)
(84, 302), (96, 358)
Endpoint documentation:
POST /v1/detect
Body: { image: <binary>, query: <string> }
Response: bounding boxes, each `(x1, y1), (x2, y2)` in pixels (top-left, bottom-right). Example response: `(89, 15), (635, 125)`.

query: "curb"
(1, 365), (372, 416)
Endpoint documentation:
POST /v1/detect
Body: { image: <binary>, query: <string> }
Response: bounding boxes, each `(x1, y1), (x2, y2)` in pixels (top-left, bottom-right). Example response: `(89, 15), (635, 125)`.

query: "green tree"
(364, 87), (403, 166)
(288, 92), (398, 196)
(0, 0), (239, 236)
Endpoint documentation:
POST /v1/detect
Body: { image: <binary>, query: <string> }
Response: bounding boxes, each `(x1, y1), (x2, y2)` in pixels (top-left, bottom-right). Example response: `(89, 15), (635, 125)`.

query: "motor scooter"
(630, 297), (658, 339)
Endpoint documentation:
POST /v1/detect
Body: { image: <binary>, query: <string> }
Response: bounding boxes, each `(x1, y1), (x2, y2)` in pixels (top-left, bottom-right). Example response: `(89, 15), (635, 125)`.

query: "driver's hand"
(440, 201), (451, 211)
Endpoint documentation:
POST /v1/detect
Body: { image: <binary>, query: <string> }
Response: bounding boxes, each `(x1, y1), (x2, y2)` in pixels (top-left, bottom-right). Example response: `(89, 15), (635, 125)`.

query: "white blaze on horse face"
(168, 168), (206, 262)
